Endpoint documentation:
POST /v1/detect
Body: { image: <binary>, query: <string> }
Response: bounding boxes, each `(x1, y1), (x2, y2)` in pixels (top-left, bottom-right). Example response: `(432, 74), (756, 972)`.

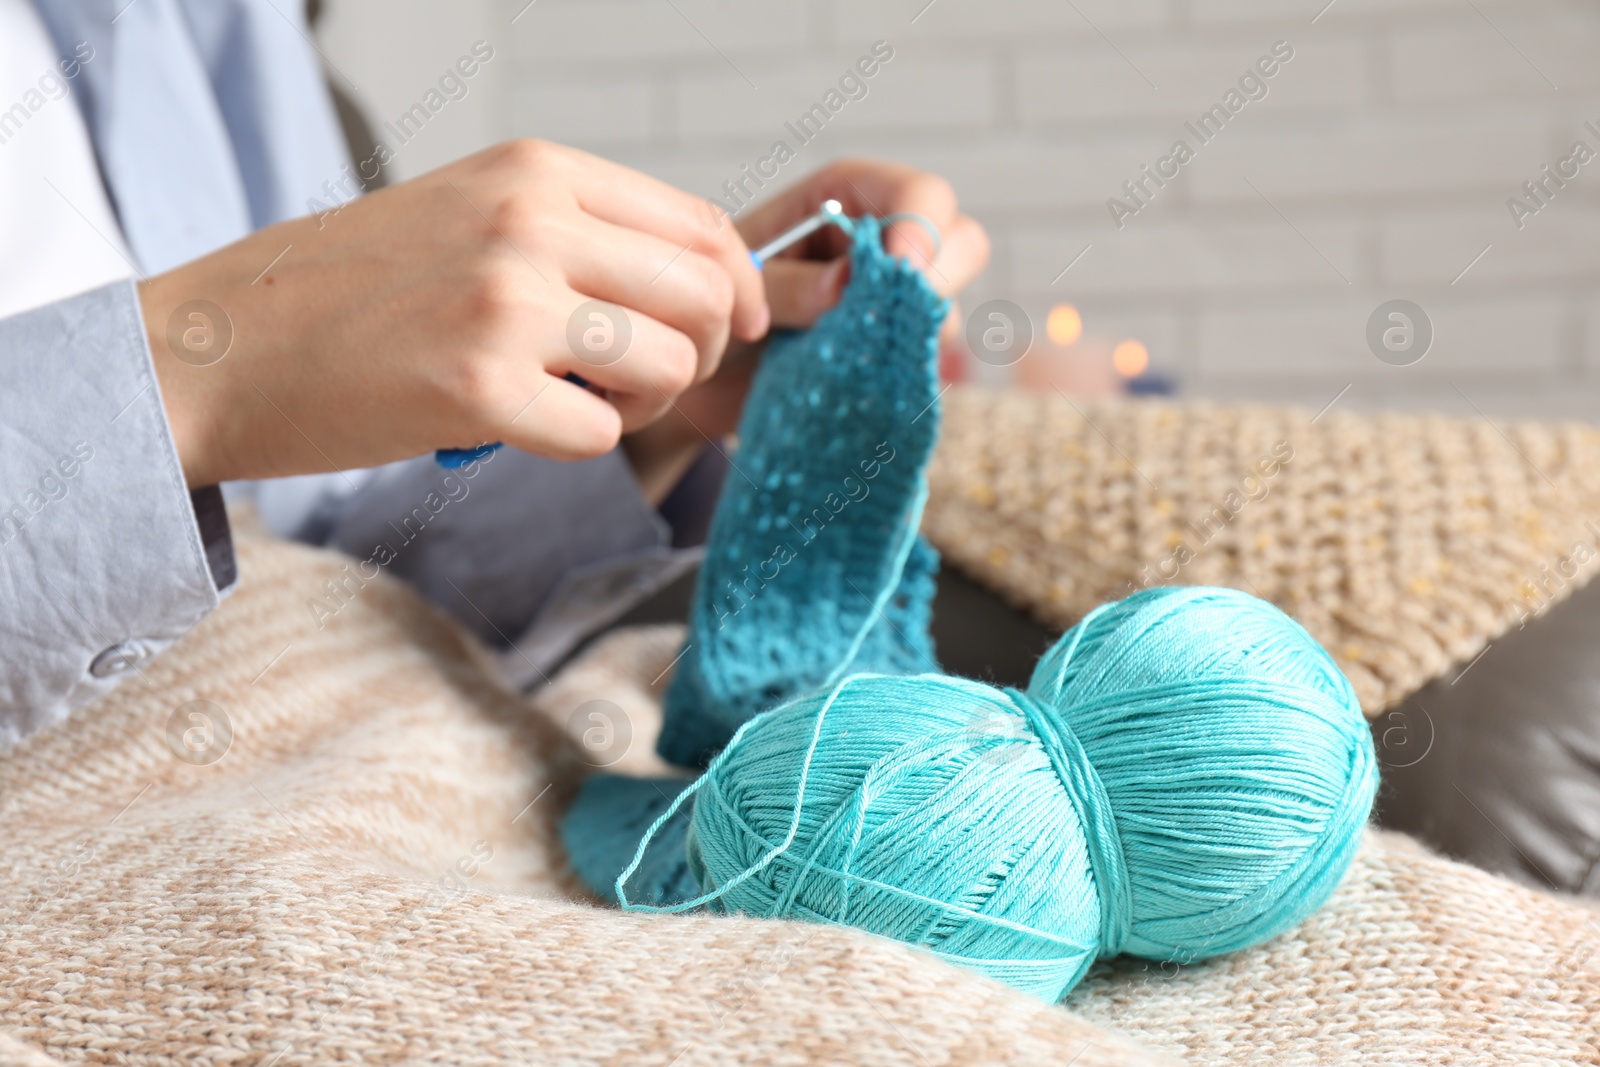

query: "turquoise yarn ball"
(679, 586), (1378, 1002)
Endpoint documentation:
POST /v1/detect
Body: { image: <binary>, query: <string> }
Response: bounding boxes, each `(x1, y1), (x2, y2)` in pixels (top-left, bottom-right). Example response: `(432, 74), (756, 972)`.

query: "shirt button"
(89, 641), (150, 678)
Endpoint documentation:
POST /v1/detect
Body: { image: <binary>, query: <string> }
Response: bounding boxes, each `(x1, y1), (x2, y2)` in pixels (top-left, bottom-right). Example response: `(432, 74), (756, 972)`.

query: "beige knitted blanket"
(2, 532), (1597, 1065)
(926, 388), (1600, 714)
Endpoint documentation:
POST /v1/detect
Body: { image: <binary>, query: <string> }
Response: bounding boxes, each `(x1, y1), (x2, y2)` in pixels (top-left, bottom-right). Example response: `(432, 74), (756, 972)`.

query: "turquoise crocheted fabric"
(563, 215), (949, 905)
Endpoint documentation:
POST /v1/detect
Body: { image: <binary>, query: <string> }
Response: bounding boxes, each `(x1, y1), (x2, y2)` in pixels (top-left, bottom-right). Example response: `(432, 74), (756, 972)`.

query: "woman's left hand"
(736, 158), (990, 339)
(622, 159), (989, 500)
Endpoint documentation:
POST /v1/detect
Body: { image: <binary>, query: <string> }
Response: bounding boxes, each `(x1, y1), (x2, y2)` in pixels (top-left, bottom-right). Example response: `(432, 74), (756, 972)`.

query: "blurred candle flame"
(1046, 304), (1083, 347)
(1112, 339), (1149, 378)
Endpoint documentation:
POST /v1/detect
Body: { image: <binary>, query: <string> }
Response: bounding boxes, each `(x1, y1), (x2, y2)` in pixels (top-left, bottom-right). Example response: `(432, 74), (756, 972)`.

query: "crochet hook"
(749, 198), (846, 269)
(436, 199), (851, 469)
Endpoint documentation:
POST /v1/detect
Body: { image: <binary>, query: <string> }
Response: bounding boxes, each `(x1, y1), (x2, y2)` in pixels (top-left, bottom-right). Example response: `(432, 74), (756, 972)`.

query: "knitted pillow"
(924, 388), (1600, 714)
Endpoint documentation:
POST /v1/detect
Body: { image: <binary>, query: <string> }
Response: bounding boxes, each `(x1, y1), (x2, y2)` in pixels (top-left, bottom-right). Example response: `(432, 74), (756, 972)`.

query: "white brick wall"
(321, 0), (1600, 420)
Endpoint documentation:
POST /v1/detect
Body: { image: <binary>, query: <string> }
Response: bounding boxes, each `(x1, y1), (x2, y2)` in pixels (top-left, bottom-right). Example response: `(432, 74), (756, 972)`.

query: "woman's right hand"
(140, 139), (771, 488)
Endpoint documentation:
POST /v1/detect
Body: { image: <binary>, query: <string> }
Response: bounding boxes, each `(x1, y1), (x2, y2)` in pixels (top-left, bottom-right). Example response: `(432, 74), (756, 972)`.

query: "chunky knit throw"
(925, 389), (1600, 714)
(0, 532), (1156, 1067)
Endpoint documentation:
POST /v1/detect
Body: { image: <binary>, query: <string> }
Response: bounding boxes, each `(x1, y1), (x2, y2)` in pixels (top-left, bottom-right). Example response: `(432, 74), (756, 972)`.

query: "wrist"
(139, 276), (233, 488)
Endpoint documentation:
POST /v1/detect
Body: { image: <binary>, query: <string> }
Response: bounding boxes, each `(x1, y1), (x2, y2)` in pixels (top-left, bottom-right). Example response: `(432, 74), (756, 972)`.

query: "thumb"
(761, 256), (851, 329)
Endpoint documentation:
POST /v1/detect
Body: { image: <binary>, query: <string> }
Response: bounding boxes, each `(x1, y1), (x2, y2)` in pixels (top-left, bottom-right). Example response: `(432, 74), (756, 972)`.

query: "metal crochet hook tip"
(751, 198), (847, 268)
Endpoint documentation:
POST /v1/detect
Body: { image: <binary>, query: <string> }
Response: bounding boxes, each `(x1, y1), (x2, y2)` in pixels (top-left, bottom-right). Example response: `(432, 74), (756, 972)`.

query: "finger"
(735, 161), (969, 283)
(735, 196), (856, 267)
(543, 142), (769, 343)
(762, 256), (851, 329)
(753, 216), (983, 329)
(734, 186), (829, 251)
(920, 214), (991, 297)
(557, 213), (739, 382)
(731, 161), (946, 247)
(494, 373), (623, 461)
(548, 297), (701, 421)
(807, 160), (960, 265)
(761, 211), (984, 314)
(938, 297), (963, 352)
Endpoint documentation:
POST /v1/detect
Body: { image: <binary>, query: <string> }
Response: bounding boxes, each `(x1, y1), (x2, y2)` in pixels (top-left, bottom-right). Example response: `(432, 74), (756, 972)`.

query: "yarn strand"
(617, 672), (864, 914)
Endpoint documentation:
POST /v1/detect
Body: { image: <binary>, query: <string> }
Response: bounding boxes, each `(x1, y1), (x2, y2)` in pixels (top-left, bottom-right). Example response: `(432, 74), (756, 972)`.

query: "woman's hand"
(736, 158), (990, 338)
(621, 159), (990, 501)
(141, 139), (770, 488)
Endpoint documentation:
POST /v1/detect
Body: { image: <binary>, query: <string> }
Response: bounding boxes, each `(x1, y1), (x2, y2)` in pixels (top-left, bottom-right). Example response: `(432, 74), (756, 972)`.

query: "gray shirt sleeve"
(0, 279), (236, 746)
(319, 445), (698, 687)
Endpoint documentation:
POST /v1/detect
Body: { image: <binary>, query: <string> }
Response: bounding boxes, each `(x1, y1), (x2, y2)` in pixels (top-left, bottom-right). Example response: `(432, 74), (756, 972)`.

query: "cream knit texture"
(2, 529), (1597, 1064)
(925, 388), (1600, 714)
(0, 531), (1162, 1067)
